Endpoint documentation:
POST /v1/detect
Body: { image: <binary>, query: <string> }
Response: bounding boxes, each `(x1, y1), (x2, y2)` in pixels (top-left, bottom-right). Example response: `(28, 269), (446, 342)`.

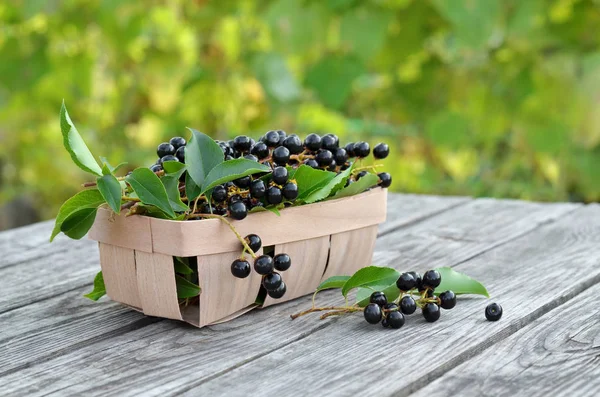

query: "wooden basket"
(88, 188), (387, 327)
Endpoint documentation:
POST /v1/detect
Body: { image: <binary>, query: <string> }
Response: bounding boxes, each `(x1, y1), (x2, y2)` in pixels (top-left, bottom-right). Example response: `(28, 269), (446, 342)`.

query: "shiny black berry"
(333, 148), (348, 165)
(356, 170), (368, 180)
(422, 269), (442, 289)
(381, 318), (389, 328)
(228, 201), (247, 220)
(264, 130), (281, 147)
(157, 142), (176, 157)
(345, 142), (356, 157)
(266, 186), (283, 205)
(262, 272), (283, 291)
(159, 155), (178, 164)
(277, 130), (286, 141)
(231, 259), (251, 278)
(233, 135), (252, 151)
(234, 175), (251, 188)
(282, 182), (298, 200)
(149, 164), (163, 173)
(386, 311), (405, 329)
(373, 143), (389, 159)
(439, 290), (457, 310)
(251, 142), (270, 159)
(400, 296), (417, 315)
(273, 253), (291, 271)
(304, 159), (319, 168)
(175, 146), (185, 162)
(396, 272), (417, 291)
(327, 161), (337, 171)
(378, 172), (392, 188)
(304, 133), (321, 151)
(321, 134), (338, 151)
(212, 185), (228, 202)
(408, 271), (423, 290)
(254, 255), (274, 275)
(272, 146), (290, 166)
(354, 141), (370, 158)
(244, 154), (259, 162)
(169, 136), (186, 149)
(363, 303), (383, 324)
(422, 303), (441, 322)
(268, 281), (286, 299)
(485, 303), (503, 321)
(315, 149), (334, 167)
(370, 291), (387, 307)
(384, 303), (398, 311)
(245, 234), (262, 253)
(250, 179), (266, 198)
(272, 166), (288, 185)
(283, 135), (303, 154)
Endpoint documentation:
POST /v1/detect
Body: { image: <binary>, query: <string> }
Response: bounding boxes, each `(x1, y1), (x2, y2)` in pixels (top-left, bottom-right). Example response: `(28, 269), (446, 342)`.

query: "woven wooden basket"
(88, 188), (387, 327)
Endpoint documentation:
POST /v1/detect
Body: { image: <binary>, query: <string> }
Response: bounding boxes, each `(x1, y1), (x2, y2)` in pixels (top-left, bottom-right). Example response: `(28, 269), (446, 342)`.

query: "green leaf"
(341, 266), (400, 297)
(60, 207), (98, 239)
(185, 128), (223, 189)
(174, 257), (194, 275)
(267, 206), (281, 216)
(436, 267), (490, 297)
(201, 158), (270, 195)
(84, 271), (106, 301)
(293, 165), (336, 200)
(51, 189), (106, 241)
(126, 168), (175, 218)
(100, 157), (127, 174)
(60, 101), (102, 176)
(329, 173), (379, 200)
(303, 163), (355, 204)
(356, 283), (400, 307)
(161, 174), (189, 213)
(162, 161), (186, 176)
(316, 276), (351, 292)
(185, 172), (202, 202)
(97, 167), (122, 214)
(176, 275), (201, 298)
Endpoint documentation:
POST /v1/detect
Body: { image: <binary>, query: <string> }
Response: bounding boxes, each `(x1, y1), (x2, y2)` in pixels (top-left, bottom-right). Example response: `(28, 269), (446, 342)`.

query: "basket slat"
(98, 243), (142, 309)
(321, 225), (379, 281)
(135, 251), (182, 320)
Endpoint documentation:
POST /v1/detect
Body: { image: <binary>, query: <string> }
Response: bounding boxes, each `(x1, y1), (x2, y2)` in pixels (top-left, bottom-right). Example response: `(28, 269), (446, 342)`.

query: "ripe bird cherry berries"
(396, 272), (417, 291)
(373, 143), (389, 159)
(231, 259), (251, 279)
(422, 302), (441, 322)
(439, 290), (457, 310)
(386, 311), (405, 329)
(273, 253), (291, 271)
(254, 255), (274, 275)
(422, 269), (442, 289)
(400, 296), (417, 315)
(370, 291), (388, 307)
(229, 201), (248, 220)
(485, 303), (503, 321)
(244, 234), (262, 253)
(364, 303), (383, 324)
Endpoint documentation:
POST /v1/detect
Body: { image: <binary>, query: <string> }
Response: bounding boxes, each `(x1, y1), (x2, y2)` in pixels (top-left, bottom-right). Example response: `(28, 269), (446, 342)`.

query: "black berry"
(273, 253), (291, 271)
(175, 146), (185, 162)
(354, 141), (370, 158)
(254, 255), (274, 275)
(396, 272), (417, 291)
(304, 159), (319, 168)
(266, 186), (283, 205)
(233, 135), (252, 151)
(384, 303), (398, 311)
(304, 133), (321, 151)
(363, 303), (382, 324)
(422, 303), (441, 322)
(378, 172), (392, 188)
(234, 175), (251, 188)
(262, 272), (283, 291)
(228, 201), (247, 220)
(212, 185), (228, 202)
(169, 136), (186, 149)
(157, 142), (176, 157)
(373, 143), (389, 159)
(315, 149), (334, 167)
(381, 318), (389, 328)
(370, 291), (387, 307)
(422, 270), (442, 289)
(356, 170), (368, 180)
(250, 179), (266, 198)
(386, 311), (405, 329)
(321, 134), (338, 151)
(333, 148), (348, 165)
(268, 281), (286, 299)
(439, 290), (457, 310)
(485, 303), (503, 321)
(282, 182), (298, 200)
(251, 142), (269, 159)
(159, 154), (178, 164)
(264, 130), (281, 147)
(245, 234), (262, 252)
(408, 272), (423, 290)
(345, 142), (356, 157)
(244, 154), (259, 162)
(149, 164), (163, 173)
(272, 146), (290, 166)
(400, 296), (417, 315)
(283, 135), (303, 154)
(231, 259), (251, 278)
(272, 166), (288, 185)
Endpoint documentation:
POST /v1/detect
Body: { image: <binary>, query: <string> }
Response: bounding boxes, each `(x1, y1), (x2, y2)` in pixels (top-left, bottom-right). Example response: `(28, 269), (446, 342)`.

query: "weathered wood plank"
(411, 283), (600, 397)
(0, 199), (580, 397)
(182, 204), (599, 397)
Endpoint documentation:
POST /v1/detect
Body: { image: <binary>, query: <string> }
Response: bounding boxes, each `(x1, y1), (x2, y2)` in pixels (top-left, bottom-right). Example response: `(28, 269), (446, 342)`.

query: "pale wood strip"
(411, 282), (600, 397)
(321, 225), (379, 281)
(99, 243), (142, 309)
(88, 207), (153, 253)
(262, 235), (330, 307)
(197, 250), (263, 327)
(134, 251), (182, 321)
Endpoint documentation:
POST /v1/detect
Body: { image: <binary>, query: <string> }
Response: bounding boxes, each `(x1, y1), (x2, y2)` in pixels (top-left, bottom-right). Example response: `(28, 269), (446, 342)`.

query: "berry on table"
(485, 303), (503, 321)
(378, 172), (392, 188)
(381, 318), (389, 328)
(244, 234), (262, 253)
(384, 303), (398, 311)
(408, 271), (423, 290)
(439, 290), (457, 310)
(396, 272), (417, 291)
(157, 142), (176, 158)
(363, 303), (383, 324)
(233, 135), (252, 152)
(373, 143), (389, 159)
(264, 130), (281, 147)
(422, 269), (442, 289)
(272, 146), (290, 166)
(353, 141), (370, 158)
(400, 296), (417, 315)
(370, 291), (387, 307)
(254, 255), (274, 275)
(169, 136), (186, 149)
(266, 186), (283, 205)
(273, 253), (291, 271)
(228, 201), (248, 220)
(272, 166), (288, 185)
(386, 311), (405, 329)
(268, 281), (286, 299)
(422, 303), (441, 322)
(231, 259), (251, 278)
(250, 179), (266, 198)
(304, 133), (321, 151)
(212, 185), (228, 202)
(262, 272), (283, 291)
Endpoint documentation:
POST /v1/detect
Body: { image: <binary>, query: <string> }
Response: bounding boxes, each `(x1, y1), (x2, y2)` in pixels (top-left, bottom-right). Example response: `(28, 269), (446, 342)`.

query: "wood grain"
(321, 225), (378, 280)
(99, 243), (142, 309)
(135, 251), (182, 321)
(411, 282), (600, 397)
(88, 208), (153, 252)
(0, 199), (581, 397)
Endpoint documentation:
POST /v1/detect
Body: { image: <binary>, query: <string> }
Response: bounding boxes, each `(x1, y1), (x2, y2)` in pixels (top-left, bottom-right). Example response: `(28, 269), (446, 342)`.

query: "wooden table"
(1, 194), (599, 396)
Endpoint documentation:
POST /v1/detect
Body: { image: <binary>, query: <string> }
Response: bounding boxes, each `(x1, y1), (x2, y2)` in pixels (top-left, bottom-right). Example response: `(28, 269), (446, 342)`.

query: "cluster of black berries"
(230, 234), (291, 299)
(151, 136), (187, 172)
(363, 269), (457, 329)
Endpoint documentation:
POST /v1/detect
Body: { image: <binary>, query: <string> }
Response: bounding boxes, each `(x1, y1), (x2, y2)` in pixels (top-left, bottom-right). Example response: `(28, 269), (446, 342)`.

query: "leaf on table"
(126, 168), (175, 218)
(176, 275), (201, 298)
(356, 283), (400, 307)
(435, 266), (490, 297)
(60, 207), (98, 239)
(329, 173), (379, 200)
(50, 189), (106, 241)
(303, 163), (355, 204)
(60, 101), (103, 176)
(84, 271), (106, 301)
(185, 128), (223, 189)
(294, 165), (336, 200)
(97, 165), (122, 214)
(316, 276), (351, 292)
(201, 158), (270, 195)
(341, 266), (400, 297)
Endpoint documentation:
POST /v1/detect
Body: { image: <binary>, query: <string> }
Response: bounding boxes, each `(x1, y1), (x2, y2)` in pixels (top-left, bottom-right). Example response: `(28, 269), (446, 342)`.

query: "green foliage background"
(1, 0), (599, 225)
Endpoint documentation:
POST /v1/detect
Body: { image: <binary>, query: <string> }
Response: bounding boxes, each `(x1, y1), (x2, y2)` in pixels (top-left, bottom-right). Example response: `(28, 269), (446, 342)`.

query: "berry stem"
(290, 305), (361, 320)
(192, 213), (258, 259)
(352, 164), (383, 173)
(121, 196), (141, 202)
